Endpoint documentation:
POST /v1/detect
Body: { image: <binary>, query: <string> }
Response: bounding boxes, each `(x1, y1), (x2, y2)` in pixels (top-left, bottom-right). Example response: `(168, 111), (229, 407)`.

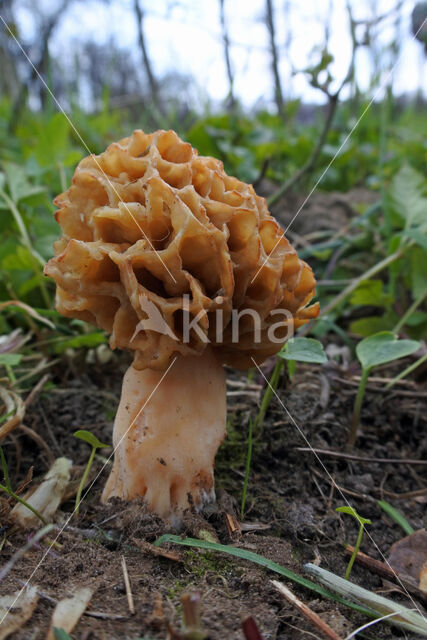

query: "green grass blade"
(0, 446), (12, 491)
(377, 500), (414, 535)
(305, 563), (427, 636)
(154, 535), (374, 617)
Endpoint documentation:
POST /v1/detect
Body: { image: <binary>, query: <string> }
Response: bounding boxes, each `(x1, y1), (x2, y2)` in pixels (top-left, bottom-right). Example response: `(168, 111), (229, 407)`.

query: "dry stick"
(271, 580), (343, 640)
(328, 375), (427, 399)
(121, 555), (135, 615)
(24, 373), (50, 408)
(295, 447), (427, 466)
(344, 546), (427, 607)
(17, 582), (126, 620)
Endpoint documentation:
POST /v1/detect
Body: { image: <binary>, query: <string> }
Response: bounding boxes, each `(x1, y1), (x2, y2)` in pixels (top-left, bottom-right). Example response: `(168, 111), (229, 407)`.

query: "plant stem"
(241, 418), (254, 519)
(255, 357), (284, 432)
(0, 483), (47, 525)
(75, 447), (95, 515)
(348, 367), (370, 450)
(318, 246), (408, 320)
(393, 290), (427, 334)
(385, 353), (427, 390)
(345, 522), (364, 579)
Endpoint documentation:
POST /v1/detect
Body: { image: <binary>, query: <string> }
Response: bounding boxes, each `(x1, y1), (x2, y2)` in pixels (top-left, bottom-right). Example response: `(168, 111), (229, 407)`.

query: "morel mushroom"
(44, 130), (319, 520)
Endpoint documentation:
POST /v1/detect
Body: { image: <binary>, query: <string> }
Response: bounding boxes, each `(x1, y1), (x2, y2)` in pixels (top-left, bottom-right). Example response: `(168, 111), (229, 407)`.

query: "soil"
(1, 352), (426, 640)
(1, 191), (426, 639)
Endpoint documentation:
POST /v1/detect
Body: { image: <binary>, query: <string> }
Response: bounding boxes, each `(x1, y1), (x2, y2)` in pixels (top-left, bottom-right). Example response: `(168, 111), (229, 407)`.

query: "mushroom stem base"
(101, 348), (226, 520)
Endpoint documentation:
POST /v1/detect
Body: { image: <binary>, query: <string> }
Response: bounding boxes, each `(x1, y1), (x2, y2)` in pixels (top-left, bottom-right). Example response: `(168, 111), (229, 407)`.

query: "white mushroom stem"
(101, 347), (226, 520)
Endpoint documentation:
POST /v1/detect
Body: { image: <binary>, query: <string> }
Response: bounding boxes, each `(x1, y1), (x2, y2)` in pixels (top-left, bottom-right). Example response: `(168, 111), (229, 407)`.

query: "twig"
(329, 374), (427, 398)
(121, 555), (135, 615)
(131, 536), (183, 562)
(225, 512), (242, 539)
(0, 386), (25, 441)
(296, 448), (427, 466)
(24, 373), (50, 407)
(344, 546), (427, 606)
(381, 487), (427, 500)
(20, 423), (55, 466)
(18, 581), (126, 619)
(271, 580), (343, 640)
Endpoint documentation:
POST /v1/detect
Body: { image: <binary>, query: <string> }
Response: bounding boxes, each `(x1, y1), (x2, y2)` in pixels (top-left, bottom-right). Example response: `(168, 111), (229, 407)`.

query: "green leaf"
(377, 500), (414, 536)
(34, 113), (70, 167)
(2, 162), (45, 203)
(53, 629), (73, 640)
(349, 314), (397, 337)
(409, 247), (427, 299)
(0, 353), (23, 366)
(2, 245), (36, 271)
(389, 165), (427, 230)
(154, 535), (372, 617)
(278, 338), (327, 364)
(73, 430), (109, 450)
(356, 331), (420, 371)
(54, 332), (107, 353)
(349, 279), (392, 308)
(336, 506), (371, 526)
(402, 228), (427, 249)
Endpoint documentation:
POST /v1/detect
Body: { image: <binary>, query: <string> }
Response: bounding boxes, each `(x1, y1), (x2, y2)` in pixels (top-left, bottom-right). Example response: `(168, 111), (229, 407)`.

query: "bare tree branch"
(265, 0), (284, 118)
(219, 0), (235, 111)
(133, 0), (162, 114)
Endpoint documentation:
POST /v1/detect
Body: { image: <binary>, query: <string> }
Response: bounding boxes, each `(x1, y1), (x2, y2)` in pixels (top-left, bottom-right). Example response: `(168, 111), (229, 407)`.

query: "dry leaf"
(46, 587), (93, 640)
(11, 457), (72, 527)
(388, 529), (427, 587)
(0, 586), (39, 639)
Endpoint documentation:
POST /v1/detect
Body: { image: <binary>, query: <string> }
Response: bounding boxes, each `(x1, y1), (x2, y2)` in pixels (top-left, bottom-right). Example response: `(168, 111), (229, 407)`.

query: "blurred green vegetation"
(0, 94), (426, 390)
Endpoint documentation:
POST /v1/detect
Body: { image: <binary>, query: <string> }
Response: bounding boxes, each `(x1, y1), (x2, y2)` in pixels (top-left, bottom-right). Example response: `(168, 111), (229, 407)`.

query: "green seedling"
(240, 417), (254, 519)
(336, 506), (371, 579)
(377, 500), (414, 535)
(0, 446), (47, 524)
(73, 430), (110, 515)
(349, 331), (420, 449)
(255, 338), (327, 430)
(53, 630), (72, 640)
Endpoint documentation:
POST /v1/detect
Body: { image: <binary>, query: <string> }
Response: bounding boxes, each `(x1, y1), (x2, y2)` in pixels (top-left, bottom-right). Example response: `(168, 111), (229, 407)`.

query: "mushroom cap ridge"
(45, 129), (319, 369)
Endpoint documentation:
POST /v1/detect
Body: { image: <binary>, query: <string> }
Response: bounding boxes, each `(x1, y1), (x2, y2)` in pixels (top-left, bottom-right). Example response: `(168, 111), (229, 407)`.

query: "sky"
(17, 0), (426, 109)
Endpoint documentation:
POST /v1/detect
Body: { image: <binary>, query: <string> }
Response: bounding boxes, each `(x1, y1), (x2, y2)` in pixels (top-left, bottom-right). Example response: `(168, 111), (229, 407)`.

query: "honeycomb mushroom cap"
(45, 129), (319, 369)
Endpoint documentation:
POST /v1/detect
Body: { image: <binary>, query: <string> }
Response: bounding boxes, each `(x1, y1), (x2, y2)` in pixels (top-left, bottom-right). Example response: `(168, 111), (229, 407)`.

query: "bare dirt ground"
(1, 351), (426, 639)
(1, 192), (426, 639)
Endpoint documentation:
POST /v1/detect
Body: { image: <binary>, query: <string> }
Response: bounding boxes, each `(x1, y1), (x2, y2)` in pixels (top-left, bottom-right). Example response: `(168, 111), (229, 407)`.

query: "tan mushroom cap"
(45, 129), (319, 369)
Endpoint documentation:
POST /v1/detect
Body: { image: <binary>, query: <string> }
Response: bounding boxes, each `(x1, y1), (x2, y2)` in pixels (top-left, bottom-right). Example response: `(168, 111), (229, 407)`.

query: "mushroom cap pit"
(45, 129), (319, 369)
